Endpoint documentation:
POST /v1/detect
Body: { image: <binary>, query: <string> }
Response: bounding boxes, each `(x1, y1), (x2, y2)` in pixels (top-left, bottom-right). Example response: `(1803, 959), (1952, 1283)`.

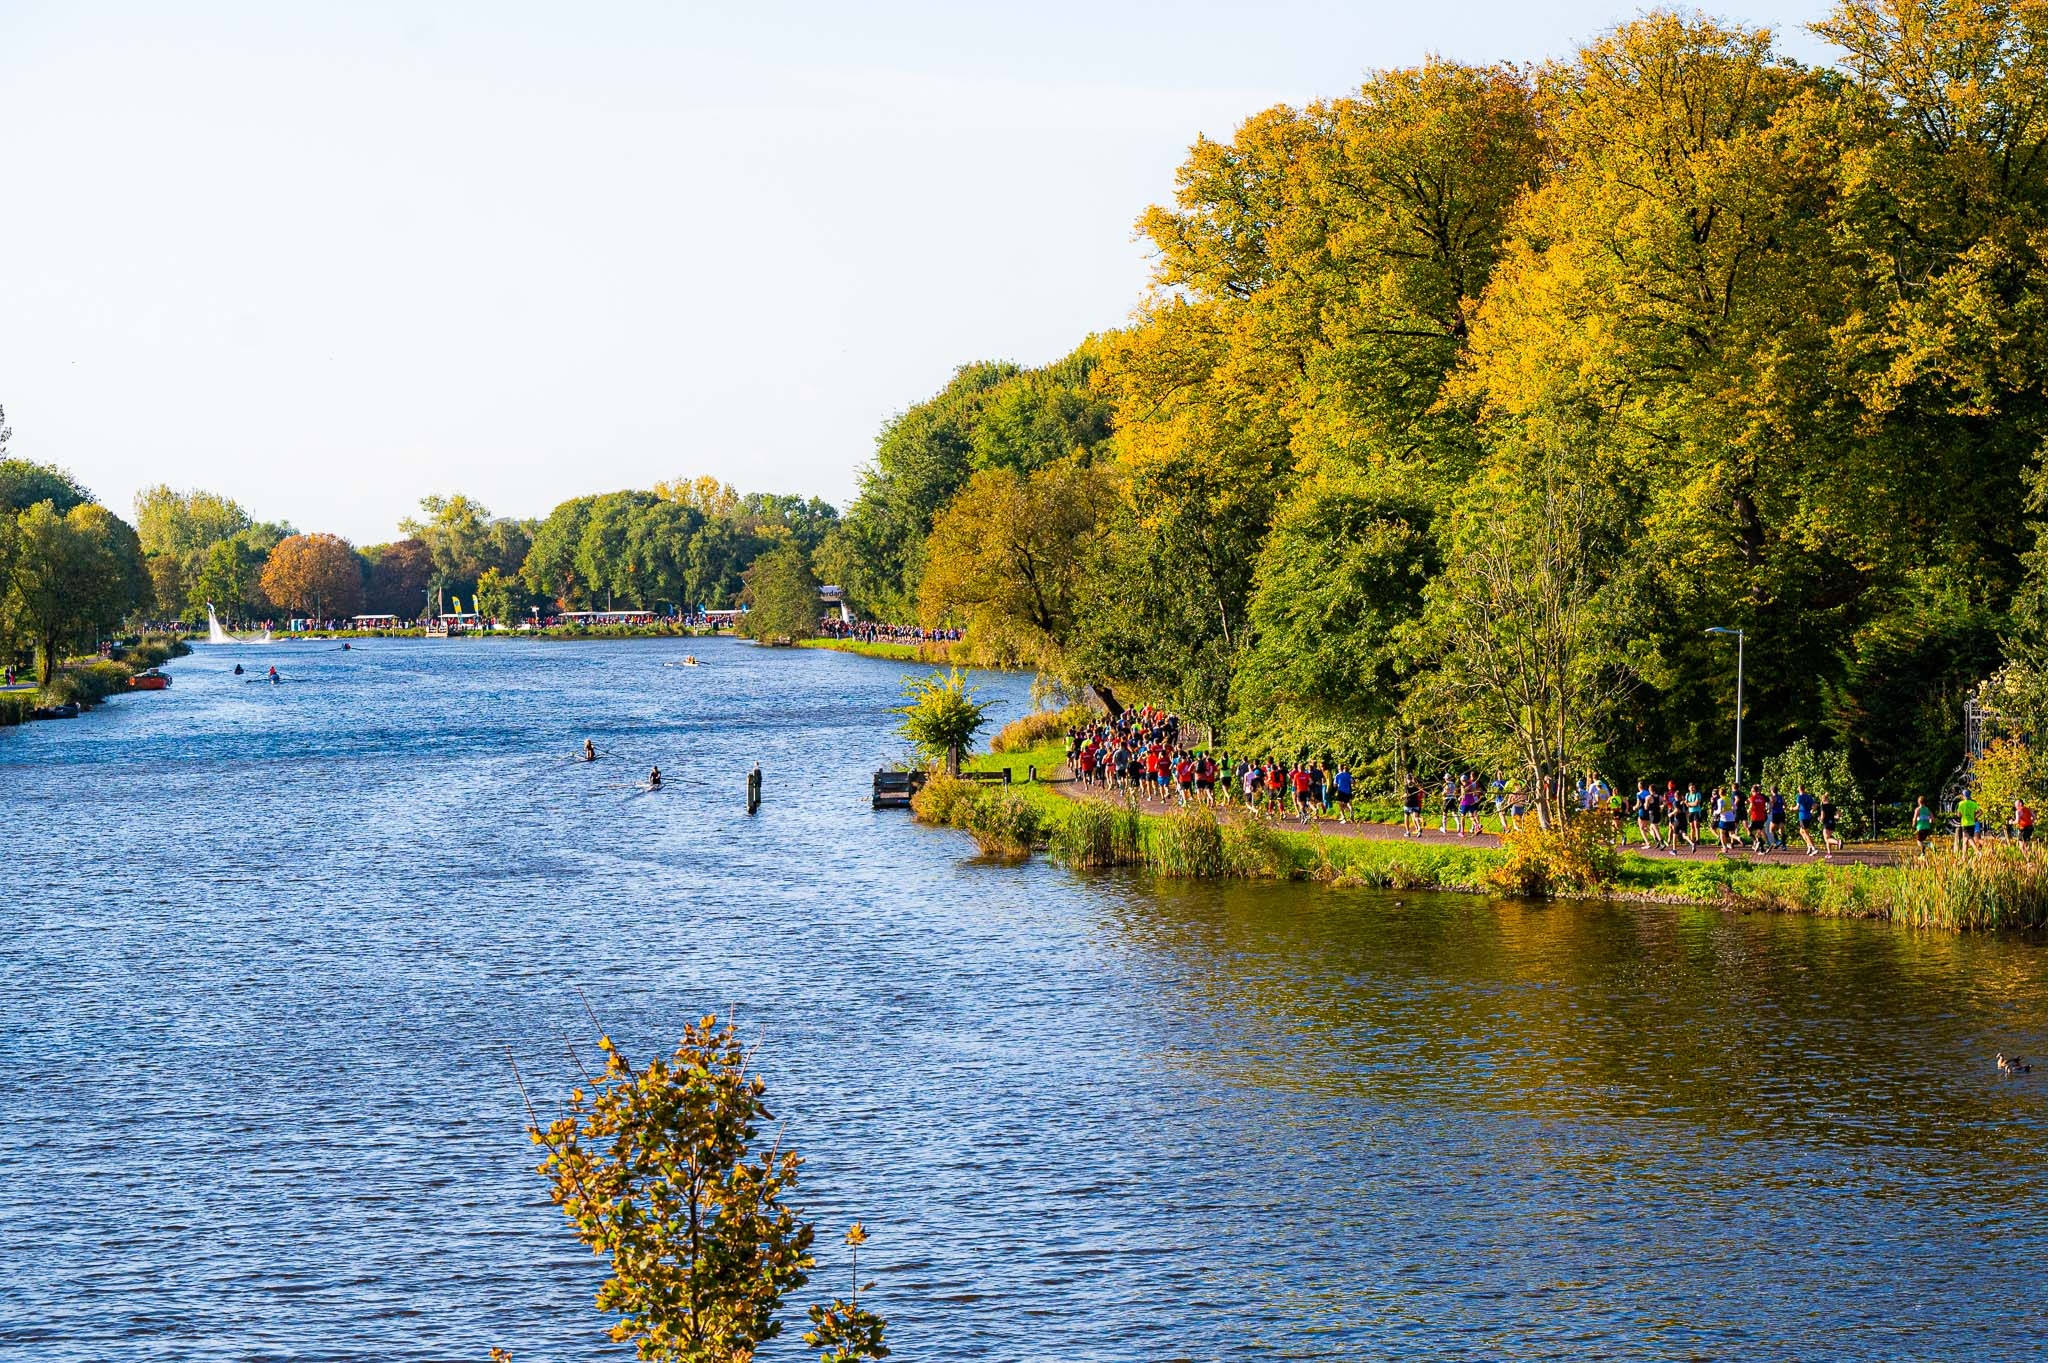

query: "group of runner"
(1062, 709), (2048, 860)
(1559, 777), (1847, 857)
(1067, 711), (1365, 823)
(1924, 789), (2036, 854)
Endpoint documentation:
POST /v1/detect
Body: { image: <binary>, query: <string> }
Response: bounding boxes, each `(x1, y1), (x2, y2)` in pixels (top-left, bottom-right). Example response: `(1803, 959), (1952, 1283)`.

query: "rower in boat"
(649, 767), (662, 789)
(583, 739), (597, 762)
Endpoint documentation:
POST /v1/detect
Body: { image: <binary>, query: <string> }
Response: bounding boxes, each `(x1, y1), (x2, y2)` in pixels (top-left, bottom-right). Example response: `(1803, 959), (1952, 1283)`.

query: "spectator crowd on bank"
(820, 619), (963, 644)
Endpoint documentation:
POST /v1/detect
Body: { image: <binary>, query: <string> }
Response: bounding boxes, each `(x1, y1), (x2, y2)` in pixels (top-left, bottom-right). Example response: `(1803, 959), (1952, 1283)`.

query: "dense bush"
(909, 771), (978, 828)
(1487, 811), (1622, 898)
(963, 790), (1041, 858)
(0, 694), (32, 726)
(44, 660), (131, 708)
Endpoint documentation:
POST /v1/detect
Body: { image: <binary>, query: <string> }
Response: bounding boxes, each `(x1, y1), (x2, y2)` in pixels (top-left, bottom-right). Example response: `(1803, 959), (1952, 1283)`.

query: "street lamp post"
(1707, 627), (1745, 786)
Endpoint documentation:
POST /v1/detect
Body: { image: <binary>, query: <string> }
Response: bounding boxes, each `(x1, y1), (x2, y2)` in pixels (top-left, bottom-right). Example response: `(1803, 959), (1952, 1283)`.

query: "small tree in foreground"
(525, 1015), (887, 1363)
(894, 667), (994, 775)
(804, 1223), (890, 1362)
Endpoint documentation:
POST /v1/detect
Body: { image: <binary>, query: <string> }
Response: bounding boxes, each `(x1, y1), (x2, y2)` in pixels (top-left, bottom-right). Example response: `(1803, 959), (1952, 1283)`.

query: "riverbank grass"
(947, 745), (2048, 929)
(799, 637), (976, 665)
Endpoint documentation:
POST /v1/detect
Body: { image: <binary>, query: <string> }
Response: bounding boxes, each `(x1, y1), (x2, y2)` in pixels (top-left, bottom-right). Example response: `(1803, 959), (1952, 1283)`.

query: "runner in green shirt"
(1957, 791), (1983, 849)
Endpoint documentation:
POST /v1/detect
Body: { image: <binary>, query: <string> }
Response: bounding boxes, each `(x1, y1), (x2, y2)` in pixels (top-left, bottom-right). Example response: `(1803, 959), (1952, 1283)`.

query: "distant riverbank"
(798, 637), (973, 665)
(248, 624), (728, 642)
(1, 635), (192, 727)
(923, 744), (2048, 932)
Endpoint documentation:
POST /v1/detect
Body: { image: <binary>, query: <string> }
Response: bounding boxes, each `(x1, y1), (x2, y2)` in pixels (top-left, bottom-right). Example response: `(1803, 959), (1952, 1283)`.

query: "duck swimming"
(1998, 1052), (2033, 1074)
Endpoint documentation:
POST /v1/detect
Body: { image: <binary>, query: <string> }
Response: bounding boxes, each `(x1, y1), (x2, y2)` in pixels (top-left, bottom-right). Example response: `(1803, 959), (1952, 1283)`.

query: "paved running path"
(1040, 769), (1908, 868)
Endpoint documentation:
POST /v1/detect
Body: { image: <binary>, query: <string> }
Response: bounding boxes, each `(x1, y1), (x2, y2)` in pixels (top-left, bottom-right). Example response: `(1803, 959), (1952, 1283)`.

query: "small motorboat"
(128, 669), (172, 691)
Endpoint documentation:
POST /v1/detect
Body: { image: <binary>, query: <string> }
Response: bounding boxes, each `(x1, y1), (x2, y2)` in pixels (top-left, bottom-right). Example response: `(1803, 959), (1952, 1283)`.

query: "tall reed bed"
(1737, 845), (2048, 930)
(1047, 797), (1146, 869)
(1146, 807), (1227, 878)
(909, 771), (1043, 859)
(989, 705), (1093, 754)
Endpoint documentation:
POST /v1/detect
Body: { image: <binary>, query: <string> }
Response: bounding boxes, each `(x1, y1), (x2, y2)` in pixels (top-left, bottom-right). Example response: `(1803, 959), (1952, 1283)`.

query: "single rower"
(583, 739), (597, 763)
(649, 766), (662, 789)
(267, 665), (280, 684)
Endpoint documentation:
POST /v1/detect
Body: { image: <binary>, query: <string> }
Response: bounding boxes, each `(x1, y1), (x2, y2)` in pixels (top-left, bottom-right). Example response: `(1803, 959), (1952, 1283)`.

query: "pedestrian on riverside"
(1666, 786), (1690, 853)
(1819, 791), (1842, 856)
(1333, 764), (1354, 824)
(1913, 797), (1935, 856)
(1403, 777), (1424, 837)
(2014, 797), (2035, 851)
(1795, 786), (1820, 856)
(1957, 789), (1984, 851)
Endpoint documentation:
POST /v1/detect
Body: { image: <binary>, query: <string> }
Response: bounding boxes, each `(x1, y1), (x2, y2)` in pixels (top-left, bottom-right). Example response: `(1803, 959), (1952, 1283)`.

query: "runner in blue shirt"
(1794, 786), (1820, 856)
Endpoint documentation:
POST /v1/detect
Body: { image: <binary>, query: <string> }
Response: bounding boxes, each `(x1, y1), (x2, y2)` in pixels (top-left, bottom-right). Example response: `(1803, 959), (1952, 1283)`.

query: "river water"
(4, 637), (2047, 1360)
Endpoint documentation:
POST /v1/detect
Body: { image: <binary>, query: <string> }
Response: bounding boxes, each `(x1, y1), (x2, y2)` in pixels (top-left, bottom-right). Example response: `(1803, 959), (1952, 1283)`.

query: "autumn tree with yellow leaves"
(522, 1015), (888, 1363)
(846, 0), (2048, 804)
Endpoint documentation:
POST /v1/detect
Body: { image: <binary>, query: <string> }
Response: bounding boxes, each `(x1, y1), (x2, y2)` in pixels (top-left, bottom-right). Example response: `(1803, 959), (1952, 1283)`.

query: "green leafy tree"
(0, 447), (91, 516)
(6, 500), (146, 682)
(1409, 459), (1631, 826)
(133, 485), (250, 560)
(740, 546), (820, 642)
(401, 493), (494, 586)
(191, 537), (267, 621)
(527, 1017), (820, 1363)
(916, 459), (1115, 667)
(831, 349), (1112, 619)
(1229, 468), (1438, 767)
(524, 496), (598, 607)
(575, 492), (663, 610)
(474, 567), (521, 624)
(894, 667), (993, 774)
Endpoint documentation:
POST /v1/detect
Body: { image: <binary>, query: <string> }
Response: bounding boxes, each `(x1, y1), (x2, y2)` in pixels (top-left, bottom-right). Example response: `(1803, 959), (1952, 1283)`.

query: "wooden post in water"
(746, 764), (762, 815)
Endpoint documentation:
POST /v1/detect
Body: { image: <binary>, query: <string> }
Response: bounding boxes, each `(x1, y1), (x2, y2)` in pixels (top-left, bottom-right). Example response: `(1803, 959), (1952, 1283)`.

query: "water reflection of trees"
(1093, 879), (2048, 1166)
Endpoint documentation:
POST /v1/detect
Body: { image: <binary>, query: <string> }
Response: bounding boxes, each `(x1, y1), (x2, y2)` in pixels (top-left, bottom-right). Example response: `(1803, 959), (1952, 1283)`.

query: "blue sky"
(1, 1), (1838, 542)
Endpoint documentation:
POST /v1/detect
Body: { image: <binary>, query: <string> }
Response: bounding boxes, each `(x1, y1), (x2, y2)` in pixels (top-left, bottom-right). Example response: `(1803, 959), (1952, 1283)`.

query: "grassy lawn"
(797, 638), (931, 662)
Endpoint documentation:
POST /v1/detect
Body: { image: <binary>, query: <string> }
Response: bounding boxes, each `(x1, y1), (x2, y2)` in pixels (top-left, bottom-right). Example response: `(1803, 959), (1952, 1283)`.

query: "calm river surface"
(5, 637), (2048, 1360)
